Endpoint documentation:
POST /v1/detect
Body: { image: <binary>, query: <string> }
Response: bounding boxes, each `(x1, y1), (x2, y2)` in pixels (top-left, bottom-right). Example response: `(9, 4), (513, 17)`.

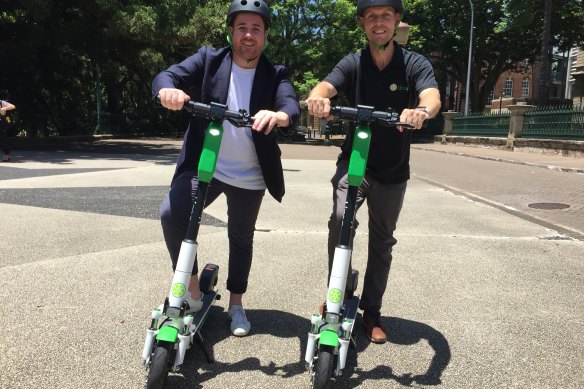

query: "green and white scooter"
(142, 98), (252, 389)
(305, 105), (415, 388)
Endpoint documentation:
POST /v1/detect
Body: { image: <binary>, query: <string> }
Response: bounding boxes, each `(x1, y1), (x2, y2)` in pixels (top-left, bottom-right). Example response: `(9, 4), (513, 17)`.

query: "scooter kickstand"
(350, 334), (357, 350)
(194, 331), (214, 363)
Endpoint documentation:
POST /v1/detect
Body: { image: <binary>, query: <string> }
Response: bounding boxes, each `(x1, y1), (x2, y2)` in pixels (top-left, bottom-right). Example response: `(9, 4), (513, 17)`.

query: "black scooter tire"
(146, 343), (171, 389)
(312, 345), (335, 389)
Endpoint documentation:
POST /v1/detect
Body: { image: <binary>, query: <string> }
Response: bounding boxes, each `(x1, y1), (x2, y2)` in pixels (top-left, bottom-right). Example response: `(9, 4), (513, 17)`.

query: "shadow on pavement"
(0, 166), (128, 180)
(164, 310), (450, 388)
(11, 139), (182, 155)
(338, 315), (451, 387)
(0, 186), (227, 225)
(7, 150), (177, 166)
(166, 308), (308, 388)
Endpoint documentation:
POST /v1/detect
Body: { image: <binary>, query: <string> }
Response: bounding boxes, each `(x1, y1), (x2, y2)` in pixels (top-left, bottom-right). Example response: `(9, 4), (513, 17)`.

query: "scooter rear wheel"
(146, 342), (172, 389)
(199, 263), (219, 294)
(312, 345), (334, 389)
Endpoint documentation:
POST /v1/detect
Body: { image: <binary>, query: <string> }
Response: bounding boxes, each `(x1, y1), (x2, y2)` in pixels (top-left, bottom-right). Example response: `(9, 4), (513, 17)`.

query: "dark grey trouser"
(327, 161), (407, 314)
(160, 172), (265, 294)
(0, 119), (9, 155)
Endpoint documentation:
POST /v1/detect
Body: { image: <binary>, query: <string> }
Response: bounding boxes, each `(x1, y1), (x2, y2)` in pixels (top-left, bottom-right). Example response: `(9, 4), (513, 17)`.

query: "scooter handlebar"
(156, 95), (252, 128)
(330, 105), (417, 129)
(301, 100), (427, 129)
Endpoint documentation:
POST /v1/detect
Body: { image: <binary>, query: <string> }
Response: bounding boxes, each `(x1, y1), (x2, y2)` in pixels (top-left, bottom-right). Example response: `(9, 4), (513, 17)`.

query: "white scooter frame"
(142, 99), (252, 389)
(305, 105), (415, 388)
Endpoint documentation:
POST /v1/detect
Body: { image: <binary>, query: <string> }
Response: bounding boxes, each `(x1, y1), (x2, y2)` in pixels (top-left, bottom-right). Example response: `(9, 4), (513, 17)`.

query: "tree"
(405, 0), (584, 112)
(0, 0), (228, 136)
(267, 0), (363, 99)
(538, 0), (552, 106)
(5, 0), (580, 134)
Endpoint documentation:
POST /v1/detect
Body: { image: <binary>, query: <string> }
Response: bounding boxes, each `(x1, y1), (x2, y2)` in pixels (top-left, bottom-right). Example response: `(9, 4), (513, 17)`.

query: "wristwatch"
(415, 106), (430, 116)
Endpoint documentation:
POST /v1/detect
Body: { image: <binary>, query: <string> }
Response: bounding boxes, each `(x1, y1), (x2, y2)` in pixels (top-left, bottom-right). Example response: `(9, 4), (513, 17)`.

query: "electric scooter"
(305, 105), (416, 388)
(142, 98), (253, 389)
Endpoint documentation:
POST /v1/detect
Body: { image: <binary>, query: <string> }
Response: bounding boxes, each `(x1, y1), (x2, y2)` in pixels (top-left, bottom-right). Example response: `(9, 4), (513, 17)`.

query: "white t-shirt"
(214, 63), (266, 190)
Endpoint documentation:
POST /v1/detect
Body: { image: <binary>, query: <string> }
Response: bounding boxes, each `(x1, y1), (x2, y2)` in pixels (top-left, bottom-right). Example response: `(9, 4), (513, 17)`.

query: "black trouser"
(160, 172), (265, 294)
(328, 161), (407, 315)
(0, 120), (9, 155)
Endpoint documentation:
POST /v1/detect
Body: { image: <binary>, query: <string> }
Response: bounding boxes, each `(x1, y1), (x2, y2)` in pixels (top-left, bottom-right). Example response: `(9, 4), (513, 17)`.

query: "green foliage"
(293, 71), (320, 99)
(267, 0), (362, 99)
(0, 0), (228, 136)
(0, 0), (582, 135)
(404, 0), (584, 111)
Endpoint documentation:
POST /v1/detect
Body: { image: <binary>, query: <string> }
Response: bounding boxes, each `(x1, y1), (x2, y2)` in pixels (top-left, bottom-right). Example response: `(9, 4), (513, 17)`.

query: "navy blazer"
(152, 46), (300, 202)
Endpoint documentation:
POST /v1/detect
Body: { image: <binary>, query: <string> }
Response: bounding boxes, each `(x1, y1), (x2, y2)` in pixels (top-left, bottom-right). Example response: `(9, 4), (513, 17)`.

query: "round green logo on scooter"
(172, 283), (186, 298)
(328, 288), (343, 304)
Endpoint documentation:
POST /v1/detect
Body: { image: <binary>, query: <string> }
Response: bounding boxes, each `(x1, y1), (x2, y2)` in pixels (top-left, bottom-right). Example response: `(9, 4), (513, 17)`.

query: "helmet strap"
(372, 40), (392, 51)
(226, 24), (232, 45)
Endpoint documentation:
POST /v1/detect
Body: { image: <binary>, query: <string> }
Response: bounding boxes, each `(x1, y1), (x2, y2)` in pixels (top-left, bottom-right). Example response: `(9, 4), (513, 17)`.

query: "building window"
(521, 78), (530, 97)
(503, 78), (513, 96)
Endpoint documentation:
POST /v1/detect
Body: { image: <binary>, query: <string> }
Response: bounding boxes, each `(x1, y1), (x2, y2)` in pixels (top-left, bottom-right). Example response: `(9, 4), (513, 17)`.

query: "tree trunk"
(537, 0), (552, 106)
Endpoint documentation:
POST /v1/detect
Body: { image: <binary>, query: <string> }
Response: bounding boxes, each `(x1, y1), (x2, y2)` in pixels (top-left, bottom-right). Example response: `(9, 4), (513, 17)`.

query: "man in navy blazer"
(153, 0), (299, 336)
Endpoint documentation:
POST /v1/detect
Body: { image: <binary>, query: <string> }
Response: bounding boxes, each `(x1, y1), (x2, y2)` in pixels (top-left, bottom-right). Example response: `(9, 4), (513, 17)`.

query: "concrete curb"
(414, 146), (584, 174)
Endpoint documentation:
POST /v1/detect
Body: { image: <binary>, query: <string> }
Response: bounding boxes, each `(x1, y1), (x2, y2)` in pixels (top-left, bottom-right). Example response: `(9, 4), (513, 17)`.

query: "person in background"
(0, 99), (16, 162)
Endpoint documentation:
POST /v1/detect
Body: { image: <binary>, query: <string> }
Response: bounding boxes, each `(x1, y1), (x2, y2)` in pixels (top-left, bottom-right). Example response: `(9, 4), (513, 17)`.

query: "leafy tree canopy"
(0, 0), (583, 135)
(404, 0), (584, 111)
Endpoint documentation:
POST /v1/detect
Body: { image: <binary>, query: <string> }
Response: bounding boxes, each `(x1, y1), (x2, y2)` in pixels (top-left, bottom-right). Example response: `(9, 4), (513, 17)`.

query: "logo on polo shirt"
(390, 83), (409, 92)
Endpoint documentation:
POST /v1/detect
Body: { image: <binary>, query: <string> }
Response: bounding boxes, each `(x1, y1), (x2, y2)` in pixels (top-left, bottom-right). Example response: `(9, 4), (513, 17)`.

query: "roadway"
(0, 140), (582, 388)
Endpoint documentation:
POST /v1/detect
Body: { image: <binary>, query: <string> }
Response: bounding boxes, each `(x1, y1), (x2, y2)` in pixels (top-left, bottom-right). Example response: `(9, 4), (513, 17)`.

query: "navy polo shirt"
(324, 43), (438, 184)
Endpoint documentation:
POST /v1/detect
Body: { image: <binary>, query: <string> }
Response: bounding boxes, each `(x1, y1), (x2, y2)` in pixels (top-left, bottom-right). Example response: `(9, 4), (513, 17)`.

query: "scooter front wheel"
(311, 345), (335, 389)
(146, 342), (172, 389)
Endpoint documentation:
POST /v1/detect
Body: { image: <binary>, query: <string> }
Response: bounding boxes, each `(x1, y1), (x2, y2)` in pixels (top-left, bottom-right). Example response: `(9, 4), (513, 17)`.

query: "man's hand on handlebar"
(398, 108), (429, 132)
(305, 96), (333, 121)
(252, 110), (289, 135)
(158, 88), (190, 111)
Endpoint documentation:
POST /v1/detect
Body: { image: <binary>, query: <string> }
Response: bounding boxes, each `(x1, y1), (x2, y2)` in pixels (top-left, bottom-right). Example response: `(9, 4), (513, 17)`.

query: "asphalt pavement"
(1, 139), (583, 388)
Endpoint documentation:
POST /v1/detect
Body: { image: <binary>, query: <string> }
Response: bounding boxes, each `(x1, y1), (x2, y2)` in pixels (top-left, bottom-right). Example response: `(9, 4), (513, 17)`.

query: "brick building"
(444, 49), (578, 113)
(486, 51), (572, 112)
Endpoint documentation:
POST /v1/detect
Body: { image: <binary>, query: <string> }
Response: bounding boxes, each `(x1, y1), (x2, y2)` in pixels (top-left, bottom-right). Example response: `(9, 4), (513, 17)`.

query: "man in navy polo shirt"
(306, 0), (440, 343)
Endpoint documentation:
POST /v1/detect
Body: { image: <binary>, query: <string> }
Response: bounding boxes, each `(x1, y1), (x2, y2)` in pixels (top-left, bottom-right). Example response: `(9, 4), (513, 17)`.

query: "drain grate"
(528, 202), (570, 210)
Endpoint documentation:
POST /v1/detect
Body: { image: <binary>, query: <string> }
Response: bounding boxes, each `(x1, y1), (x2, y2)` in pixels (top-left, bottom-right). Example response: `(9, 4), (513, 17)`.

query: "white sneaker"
(185, 291), (204, 313)
(228, 305), (251, 336)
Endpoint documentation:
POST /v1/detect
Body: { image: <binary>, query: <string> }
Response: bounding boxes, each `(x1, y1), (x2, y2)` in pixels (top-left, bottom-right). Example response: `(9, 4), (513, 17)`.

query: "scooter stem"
(185, 121), (223, 242)
(185, 182), (208, 241)
(339, 186), (358, 246)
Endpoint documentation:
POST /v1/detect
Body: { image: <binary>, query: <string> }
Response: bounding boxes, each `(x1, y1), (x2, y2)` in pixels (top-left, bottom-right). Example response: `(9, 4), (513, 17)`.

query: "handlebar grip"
(330, 106), (359, 120)
(184, 101), (213, 116)
(154, 95), (210, 115)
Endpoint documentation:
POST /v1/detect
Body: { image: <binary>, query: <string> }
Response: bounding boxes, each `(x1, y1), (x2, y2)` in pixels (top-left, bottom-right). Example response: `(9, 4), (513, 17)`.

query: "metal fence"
(523, 106), (584, 140)
(451, 112), (510, 137)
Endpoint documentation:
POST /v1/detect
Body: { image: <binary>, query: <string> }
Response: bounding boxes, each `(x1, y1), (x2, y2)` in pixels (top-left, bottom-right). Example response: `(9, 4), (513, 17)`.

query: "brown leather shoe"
(319, 302), (326, 316)
(362, 312), (388, 344)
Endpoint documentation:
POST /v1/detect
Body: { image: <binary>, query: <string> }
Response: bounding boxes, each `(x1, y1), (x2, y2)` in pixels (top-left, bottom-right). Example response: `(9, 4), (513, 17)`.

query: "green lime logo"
(389, 83), (409, 92)
(328, 288), (343, 304)
(172, 283), (186, 298)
